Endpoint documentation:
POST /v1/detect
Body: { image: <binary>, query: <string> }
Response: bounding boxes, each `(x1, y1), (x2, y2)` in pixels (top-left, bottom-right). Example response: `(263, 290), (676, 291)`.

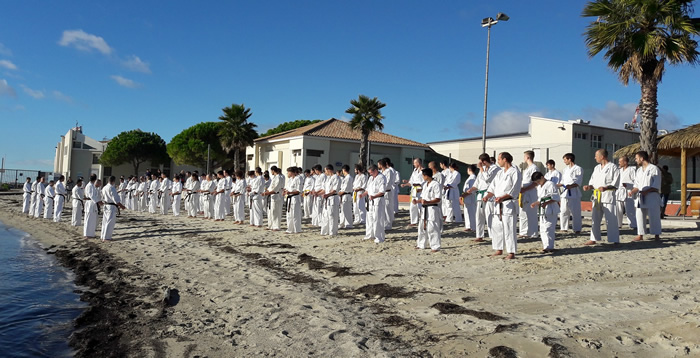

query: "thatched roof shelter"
(615, 123), (700, 216)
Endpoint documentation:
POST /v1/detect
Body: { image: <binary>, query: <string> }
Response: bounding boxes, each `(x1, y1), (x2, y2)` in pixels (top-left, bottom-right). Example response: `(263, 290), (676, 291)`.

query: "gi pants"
(463, 199), (476, 231)
(54, 195), (65, 222)
(149, 193), (158, 213)
(187, 194), (200, 217)
(616, 198), (637, 228)
(492, 201), (517, 254)
(34, 196), (44, 218)
(251, 195), (264, 226)
(475, 199), (493, 239)
(635, 192), (662, 236)
(268, 194), (283, 230)
(560, 196), (582, 232)
(140, 194), (147, 212)
(160, 191), (171, 215)
(22, 193), (31, 214)
(312, 195), (324, 226)
(44, 197), (54, 219)
(232, 196), (245, 221)
(29, 193), (37, 215)
(365, 196), (386, 242)
(590, 202), (619, 243)
(353, 192), (366, 224)
(72, 199), (83, 226)
(384, 191), (394, 230)
(286, 196), (302, 233)
(320, 196), (339, 236)
(202, 194), (213, 218)
(417, 205), (441, 250)
(303, 193), (313, 219)
(519, 190), (538, 237)
(83, 201), (98, 237)
(409, 196), (421, 225)
(100, 205), (117, 241)
(172, 194), (182, 216)
(339, 194), (353, 229)
(214, 193), (226, 220)
(540, 211), (557, 250)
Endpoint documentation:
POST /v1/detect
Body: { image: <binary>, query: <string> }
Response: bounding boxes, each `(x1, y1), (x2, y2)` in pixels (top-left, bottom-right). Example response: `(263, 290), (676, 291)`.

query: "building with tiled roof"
(246, 118), (432, 184)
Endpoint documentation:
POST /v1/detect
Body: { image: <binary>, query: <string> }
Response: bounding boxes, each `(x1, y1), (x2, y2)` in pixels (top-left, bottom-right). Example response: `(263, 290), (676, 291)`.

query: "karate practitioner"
(616, 156), (637, 229)
(390, 161), (400, 214)
(43, 180), (56, 219)
(519, 150), (541, 238)
(401, 158), (424, 227)
(378, 159), (395, 230)
(171, 175), (183, 216)
(361, 165), (387, 243)
(53, 175), (67, 222)
(148, 174), (159, 214)
(83, 174), (101, 239)
(249, 168), (265, 227)
(200, 174), (215, 219)
(29, 176), (40, 216)
(338, 165), (354, 229)
(352, 164), (368, 225)
(71, 179), (84, 227)
(630, 151), (662, 241)
(583, 149), (620, 245)
(22, 177), (32, 214)
(320, 165), (341, 236)
(530, 171), (560, 252)
(544, 160), (562, 185)
(34, 177), (46, 218)
(439, 161), (451, 217)
(417, 168), (442, 252)
(558, 153), (583, 233)
(223, 170), (233, 216)
(461, 164), (477, 231)
(159, 173), (172, 215)
(100, 176), (126, 242)
(311, 165), (326, 227)
(127, 177), (138, 210)
(118, 177), (127, 205)
(212, 171), (227, 221)
(483, 152), (522, 260)
(465, 154), (499, 242)
(231, 171), (246, 224)
(263, 166), (284, 230)
(302, 170), (314, 220)
(138, 176), (148, 212)
(443, 162), (463, 223)
(284, 167), (302, 234)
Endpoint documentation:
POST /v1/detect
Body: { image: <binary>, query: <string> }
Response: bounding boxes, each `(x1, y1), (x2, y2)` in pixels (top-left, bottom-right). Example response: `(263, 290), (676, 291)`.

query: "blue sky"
(1, 0), (698, 171)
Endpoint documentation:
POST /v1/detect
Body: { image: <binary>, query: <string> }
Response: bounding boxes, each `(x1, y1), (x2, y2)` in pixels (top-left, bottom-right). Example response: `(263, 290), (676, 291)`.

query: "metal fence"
(0, 169), (44, 189)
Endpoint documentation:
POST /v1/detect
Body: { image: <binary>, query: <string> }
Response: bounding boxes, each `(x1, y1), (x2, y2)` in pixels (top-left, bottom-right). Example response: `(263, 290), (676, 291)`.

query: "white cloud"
(52, 90), (73, 103)
(580, 100), (682, 131)
(110, 75), (141, 88)
(59, 29), (113, 55)
(457, 110), (543, 137)
(0, 60), (17, 70)
(0, 79), (17, 97)
(121, 55), (151, 74)
(20, 85), (45, 99)
(0, 43), (11, 56)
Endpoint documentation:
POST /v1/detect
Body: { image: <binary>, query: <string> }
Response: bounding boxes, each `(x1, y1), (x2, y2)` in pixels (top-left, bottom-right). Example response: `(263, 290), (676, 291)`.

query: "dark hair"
(441, 160), (449, 166)
(662, 165), (669, 171)
(635, 151), (649, 162)
(422, 168), (433, 177)
(341, 164), (350, 173)
(468, 164), (477, 174)
(563, 153), (576, 162)
(217, 170), (224, 176)
(449, 162), (458, 170)
(354, 164), (364, 173)
(531, 171), (544, 182)
(59, 175), (65, 181)
(524, 150), (535, 160)
(255, 167), (262, 175)
(248, 171), (255, 176)
(478, 153), (490, 163)
(304, 169), (311, 175)
(36, 175), (42, 180)
(109, 175), (116, 183)
(598, 149), (608, 158)
(619, 156), (629, 164)
(90, 174), (97, 182)
(235, 170), (244, 178)
(377, 159), (387, 167)
(368, 164), (378, 172)
(313, 164), (322, 172)
(287, 166), (296, 173)
(324, 164), (334, 172)
(499, 152), (513, 163)
(546, 159), (555, 167)
(192, 173), (199, 181)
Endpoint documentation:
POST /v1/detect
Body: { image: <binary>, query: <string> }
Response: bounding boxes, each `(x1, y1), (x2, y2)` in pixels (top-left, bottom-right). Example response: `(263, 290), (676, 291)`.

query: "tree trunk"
(639, 71), (659, 164)
(133, 160), (140, 177)
(234, 148), (240, 171)
(359, 131), (369, 168)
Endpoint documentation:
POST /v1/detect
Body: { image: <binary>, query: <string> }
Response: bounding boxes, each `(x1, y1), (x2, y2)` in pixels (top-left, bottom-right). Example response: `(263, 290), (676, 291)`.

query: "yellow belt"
(353, 191), (357, 202)
(592, 189), (602, 210)
(518, 193), (523, 208)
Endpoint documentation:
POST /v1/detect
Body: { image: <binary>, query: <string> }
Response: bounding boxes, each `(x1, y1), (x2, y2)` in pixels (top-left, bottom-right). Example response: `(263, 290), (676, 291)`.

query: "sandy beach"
(1, 193), (699, 357)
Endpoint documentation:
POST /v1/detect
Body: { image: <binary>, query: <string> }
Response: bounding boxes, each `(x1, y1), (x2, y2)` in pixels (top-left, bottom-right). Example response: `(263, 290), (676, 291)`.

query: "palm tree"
(218, 103), (258, 170)
(583, 0), (699, 163)
(346, 95), (386, 167)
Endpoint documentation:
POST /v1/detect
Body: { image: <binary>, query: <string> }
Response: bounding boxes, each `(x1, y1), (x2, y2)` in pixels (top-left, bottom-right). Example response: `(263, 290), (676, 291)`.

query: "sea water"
(0, 220), (86, 357)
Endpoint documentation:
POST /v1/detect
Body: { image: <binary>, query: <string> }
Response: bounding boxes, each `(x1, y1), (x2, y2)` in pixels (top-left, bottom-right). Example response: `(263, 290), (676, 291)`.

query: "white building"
(54, 126), (197, 181)
(247, 118), (432, 183)
(428, 116), (642, 193)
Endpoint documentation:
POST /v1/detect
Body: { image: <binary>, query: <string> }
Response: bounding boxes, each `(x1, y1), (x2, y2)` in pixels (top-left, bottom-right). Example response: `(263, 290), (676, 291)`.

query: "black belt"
(58, 194), (67, 198)
(47, 195), (55, 200)
(104, 202), (121, 217)
(286, 193), (299, 212)
(422, 203), (438, 228)
(497, 197), (513, 221)
(73, 197), (85, 214)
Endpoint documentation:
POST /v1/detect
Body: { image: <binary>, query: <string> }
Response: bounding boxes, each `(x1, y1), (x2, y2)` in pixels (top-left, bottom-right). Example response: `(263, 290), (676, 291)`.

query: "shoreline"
(1, 193), (699, 357)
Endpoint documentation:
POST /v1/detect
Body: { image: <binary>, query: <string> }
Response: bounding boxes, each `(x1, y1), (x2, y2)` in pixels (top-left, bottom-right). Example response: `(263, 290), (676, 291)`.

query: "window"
(575, 132), (587, 140)
(307, 149), (324, 157)
(82, 143), (95, 150)
(103, 167), (112, 176)
(605, 143), (613, 153)
(591, 134), (602, 149)
(73, 141), (81, 149)
(92, 154), (100, 164)
(246, 154), (254, 160)
(292, 149), (301, 156)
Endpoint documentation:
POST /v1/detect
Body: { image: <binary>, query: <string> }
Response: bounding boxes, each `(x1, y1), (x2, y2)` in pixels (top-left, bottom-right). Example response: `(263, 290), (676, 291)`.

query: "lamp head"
(496, 12), (509, 21)
(481, 17), (495, 26)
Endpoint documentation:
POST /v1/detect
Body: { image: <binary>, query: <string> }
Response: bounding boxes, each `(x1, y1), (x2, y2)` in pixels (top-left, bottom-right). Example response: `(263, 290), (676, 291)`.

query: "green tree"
(100, 130), (169, 175)
(261, 119), (322, 137)
(346, 95), (386, 167)
(218, 103), (258, 170)
(167, 122), (229, 171)
(583, 0), (700, 163)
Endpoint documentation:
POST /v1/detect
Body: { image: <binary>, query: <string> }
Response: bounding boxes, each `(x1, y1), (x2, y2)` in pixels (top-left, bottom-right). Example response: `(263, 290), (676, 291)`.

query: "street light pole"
(480, 13), (509, 155)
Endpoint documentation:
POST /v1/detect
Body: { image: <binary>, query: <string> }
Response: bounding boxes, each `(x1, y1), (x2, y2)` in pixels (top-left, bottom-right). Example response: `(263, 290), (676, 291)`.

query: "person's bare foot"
(633, 235), (643, 241)
(431, 249), (439, 253)
(584, 240), (596, 246)
(464, 229), (473, 232)
(473, 238), (485, 242)
(504, 253), (515, 260)
(517, 234), (527, 238)
(491, 250), (503, 257)
(406, 224), (416, 228)
(414, 247), (420, 250)
(653, 235), (661, 241)
(574, 231), (581, 234)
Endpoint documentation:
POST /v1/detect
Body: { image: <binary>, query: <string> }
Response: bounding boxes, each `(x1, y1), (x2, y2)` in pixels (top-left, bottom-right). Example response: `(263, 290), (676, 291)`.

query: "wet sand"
(1, 194), (699, 357)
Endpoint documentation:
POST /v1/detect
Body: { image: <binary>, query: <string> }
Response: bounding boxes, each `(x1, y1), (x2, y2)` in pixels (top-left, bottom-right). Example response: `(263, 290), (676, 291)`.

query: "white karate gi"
(444, 169), (463, 223)
(407, 168), (424, 225)
(29, 180), (39, 215)
(559, 164), (583, 232)
(148, 180), (159, 214)
(392, 169), (400, 214)
(519, 163), (541, 237)
(364, 173), (387, 243)
(201, 179), (214, 219)
(232, 179), (245, 221)
(160, 178), (172, 215)
(53, 180), (67, 222)
(118, 180), (127, 205)
(22, 181), (32, 213)
(83, 182), (99, 237)
(285, 175), (302, 233)
(352, 173), (367, 225)
(172, 181), (183, 216)
(250, 175), (264, 226)
(616, 166), (637, 228)
(488, 166), (522, 254)
(417, 180), (442, 250)
(311, 174), (326, 226)
(267, 174), (284, 230)
(71, 184), (84, 226)
(589, 162), (620, 243)
(475, 165), (500, 240)
(213, 178), (226, 220)
(44, 185), (55, 219)
(100, 183), (121, 241)
(462, 174), (477, 230)
(382, 168), (395, 230)
(186, 180), (200, 217)
(138, 181), (148, 212)
(339, 173), (354, 229)
(34, 182), (45, 218)
(634, 164), (662, 236)
(321, 173), (341, 236)
(127, 179), (138, 210)
(535, 181), (560, 250)
(302, 175), (314, 219)
(545, 169), (562, 185)
(224, 175), (233, 215)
